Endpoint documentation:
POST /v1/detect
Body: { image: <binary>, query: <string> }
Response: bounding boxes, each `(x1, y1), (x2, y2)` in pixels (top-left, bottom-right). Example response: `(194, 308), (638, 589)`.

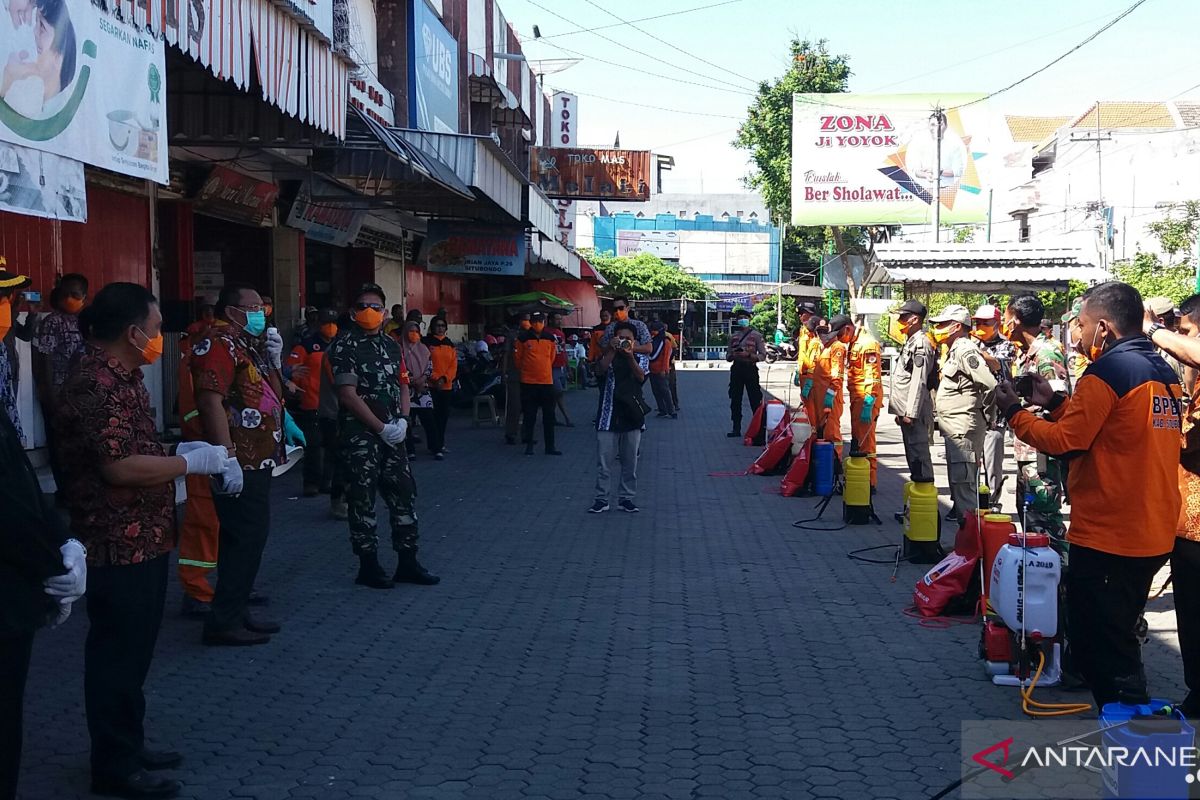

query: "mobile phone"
(1013, 374), (1035, 398)
(23, 290), (40, 303)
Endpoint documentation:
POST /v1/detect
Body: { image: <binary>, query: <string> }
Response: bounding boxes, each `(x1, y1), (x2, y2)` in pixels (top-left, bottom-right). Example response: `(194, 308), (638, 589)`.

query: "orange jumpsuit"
(847, 329), (884, 485)
(177, 322), (221, 603)
(797, 326), (822, 429)
(810, 338), (848, 454)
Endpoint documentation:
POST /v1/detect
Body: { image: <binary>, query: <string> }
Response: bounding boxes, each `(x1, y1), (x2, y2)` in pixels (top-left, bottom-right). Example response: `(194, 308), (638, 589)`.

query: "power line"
(536, 38), (757, 97)
(524, 0), (756, 95)
(544, 85), (745, 118)
(578, 0), (760, 86)
(954, 0), (1153, 109)
(533, 1), (743, 39)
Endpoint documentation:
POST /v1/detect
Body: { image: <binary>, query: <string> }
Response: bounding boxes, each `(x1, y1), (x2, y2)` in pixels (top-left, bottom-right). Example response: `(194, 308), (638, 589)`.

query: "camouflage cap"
(1060, 299), (1082, 323)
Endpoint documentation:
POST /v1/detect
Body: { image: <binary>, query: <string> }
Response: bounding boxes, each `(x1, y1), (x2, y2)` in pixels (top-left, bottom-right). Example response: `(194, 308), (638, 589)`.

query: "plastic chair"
(472, 394), (500, 426)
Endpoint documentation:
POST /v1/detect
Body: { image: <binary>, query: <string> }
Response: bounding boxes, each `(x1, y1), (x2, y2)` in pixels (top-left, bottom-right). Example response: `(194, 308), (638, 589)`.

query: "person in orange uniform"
(514, 311), (561, 456)
(424, 317), (457, 459)
(285, 309), (339, 495)
(795, 302), (821, 426)
(647, 321), (676, 417)
(809, 314), (853, 456)
(847, 319), (884, 485)
(177, 308), (222, 617)
(995, 281), (1181, 708)
(587, 308), (611, 388)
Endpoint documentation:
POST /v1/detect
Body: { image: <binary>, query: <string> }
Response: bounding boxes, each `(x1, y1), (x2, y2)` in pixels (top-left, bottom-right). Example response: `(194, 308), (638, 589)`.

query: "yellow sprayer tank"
(903, 481), (940, 543)
(843, 456), (871, 508)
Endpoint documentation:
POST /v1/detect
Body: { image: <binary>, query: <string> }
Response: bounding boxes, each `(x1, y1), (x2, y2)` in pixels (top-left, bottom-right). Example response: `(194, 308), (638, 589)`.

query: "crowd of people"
(731, 282), (1198, 719)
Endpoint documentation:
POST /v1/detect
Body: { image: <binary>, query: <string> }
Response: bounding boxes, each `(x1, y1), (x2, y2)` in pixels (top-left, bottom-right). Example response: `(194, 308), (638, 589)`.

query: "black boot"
(726, 423), (741, 438)
(355, 552), (394, 589)
(393, 550), (441, 585)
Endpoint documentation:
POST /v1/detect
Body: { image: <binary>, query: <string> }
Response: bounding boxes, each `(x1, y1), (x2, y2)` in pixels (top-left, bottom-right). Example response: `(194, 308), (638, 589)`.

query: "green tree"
(582, 249), (713, 300)
(1110, 200), (1200, 303)
(748, 295), (799, 339)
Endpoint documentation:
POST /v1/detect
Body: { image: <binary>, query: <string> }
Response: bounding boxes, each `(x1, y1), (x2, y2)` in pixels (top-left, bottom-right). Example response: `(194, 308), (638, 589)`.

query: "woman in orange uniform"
(810, 315), (854, 456)
(424, 317), (457, 459)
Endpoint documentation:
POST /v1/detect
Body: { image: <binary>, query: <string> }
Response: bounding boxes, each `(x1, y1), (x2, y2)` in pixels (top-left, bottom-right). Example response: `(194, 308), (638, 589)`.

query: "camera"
(616, 338), (632, 351)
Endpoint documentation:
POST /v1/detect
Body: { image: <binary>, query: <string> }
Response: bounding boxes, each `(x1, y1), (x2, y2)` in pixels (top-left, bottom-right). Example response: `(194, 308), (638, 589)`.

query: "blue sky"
(504, 0), (1200, 196)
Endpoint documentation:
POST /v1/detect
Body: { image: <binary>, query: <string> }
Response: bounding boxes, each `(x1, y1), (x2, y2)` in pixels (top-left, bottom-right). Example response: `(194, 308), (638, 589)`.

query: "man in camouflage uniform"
(328, 283), (439, 589)
(1003, 292), (1069, 555)
(971, 304), (1018, 512)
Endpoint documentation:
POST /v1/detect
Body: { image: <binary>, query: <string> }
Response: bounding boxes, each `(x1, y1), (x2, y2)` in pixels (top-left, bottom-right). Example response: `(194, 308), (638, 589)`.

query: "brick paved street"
(19, 367), (1186, 799)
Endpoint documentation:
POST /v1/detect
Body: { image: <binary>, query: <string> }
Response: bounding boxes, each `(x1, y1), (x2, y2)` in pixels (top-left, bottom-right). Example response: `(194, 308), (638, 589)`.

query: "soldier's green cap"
(1061, 299), (1082, 323)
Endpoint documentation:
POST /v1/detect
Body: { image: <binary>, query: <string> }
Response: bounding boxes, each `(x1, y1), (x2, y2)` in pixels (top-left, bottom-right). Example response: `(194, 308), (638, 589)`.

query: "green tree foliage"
(747, 295), (799, 339)
(1146, 200), (1200, 258)
(733, 38), (851, 222)
(1112, 253), (1194, 303)
(582, 250), (713, 301)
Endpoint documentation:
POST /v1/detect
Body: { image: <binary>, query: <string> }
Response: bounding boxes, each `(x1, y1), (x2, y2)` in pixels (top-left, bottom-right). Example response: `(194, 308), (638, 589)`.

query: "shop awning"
(875, 244), (1111, 292)
(476, 291), (575, 309)
(581, 259), (608, 286)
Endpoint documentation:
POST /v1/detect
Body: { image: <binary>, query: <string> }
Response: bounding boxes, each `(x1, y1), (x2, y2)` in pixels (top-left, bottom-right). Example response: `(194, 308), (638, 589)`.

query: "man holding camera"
(590, 322), (650, 514)
(726, 308), (766, 439)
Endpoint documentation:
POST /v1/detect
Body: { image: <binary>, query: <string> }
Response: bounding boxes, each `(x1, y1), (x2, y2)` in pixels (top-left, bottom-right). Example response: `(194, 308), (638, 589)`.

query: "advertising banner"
(0, 141), (85, 222)
(410, 0), (460, 133)
(286, 186), (366, 247)
(422, 222), (526, 276)
(195, 167), (279, 226)
(791, 93), (1025, 226)
(617, 230), (679, 260)
(0, 1), (167, 183)
(531, 148), (651, 201)
(551, 92), (577, 248)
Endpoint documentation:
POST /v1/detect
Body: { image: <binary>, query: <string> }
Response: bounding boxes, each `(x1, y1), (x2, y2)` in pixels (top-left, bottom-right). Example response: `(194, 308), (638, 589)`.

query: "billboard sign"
(679, 230), (771, 275)
(551, 92), (577, 248)
(286, 185), (366, 247)
(531, 148), (651, 201)
(0, 0), (167, 183)
(617, 230), (679, 260)
(409, 0), (459, 133)
(0, 142), (86, 222)
(791, 93), (1024, 226)
(422, 222), (526, 276)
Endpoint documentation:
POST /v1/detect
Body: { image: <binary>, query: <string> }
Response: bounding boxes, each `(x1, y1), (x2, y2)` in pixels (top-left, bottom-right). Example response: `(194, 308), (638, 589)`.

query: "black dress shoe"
(243, 615), (281, 635)
(393, 552), (441, 585)
(139, 749), (182, 771)
(246, 590), (270, 607)
(545, 449), (563, 456)
(179, 596), (210, 619)
(92, 769), (180, 798)
(203, 628), (271, 647)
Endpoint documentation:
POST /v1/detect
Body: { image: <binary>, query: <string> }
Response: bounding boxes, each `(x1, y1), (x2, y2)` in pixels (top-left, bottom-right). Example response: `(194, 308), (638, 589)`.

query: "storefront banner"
(0, 1), (167, 183)
(286, 186), (365, 247)
(422, 222), (526, 276)
(531, 148), (652, 201)
(791, 93), (1026, 226)
(195, 166), (279, 226)
(409, 0), (460, 134)
(0, 142), (86, 222)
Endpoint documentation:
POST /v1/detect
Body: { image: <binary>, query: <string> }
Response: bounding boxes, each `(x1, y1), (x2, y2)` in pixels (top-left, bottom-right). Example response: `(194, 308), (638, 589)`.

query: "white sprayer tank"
(765, 400), (786, 433)
(990, 533), (1061, 637)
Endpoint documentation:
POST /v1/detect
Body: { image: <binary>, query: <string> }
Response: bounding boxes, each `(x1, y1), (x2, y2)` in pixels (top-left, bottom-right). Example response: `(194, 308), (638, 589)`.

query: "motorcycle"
(765, 341), (797, 364)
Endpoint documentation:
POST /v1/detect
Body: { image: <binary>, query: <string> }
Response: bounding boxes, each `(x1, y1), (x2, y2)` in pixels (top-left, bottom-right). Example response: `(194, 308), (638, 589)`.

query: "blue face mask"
(242, 310), (267, 337)
(738, 318), (751, 328)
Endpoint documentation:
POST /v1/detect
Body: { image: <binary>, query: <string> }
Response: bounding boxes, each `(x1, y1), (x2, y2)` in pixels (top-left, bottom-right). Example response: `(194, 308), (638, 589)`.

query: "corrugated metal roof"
(1070, 101), (1174, 130)
(706, 281), (823, 298)
(875, 244), (1109, 291)
(1177, 101), (1200, 128)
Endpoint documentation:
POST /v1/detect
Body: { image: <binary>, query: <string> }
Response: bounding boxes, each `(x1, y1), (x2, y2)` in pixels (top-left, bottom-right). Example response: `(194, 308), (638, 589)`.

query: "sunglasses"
(355, 303), (385, 312)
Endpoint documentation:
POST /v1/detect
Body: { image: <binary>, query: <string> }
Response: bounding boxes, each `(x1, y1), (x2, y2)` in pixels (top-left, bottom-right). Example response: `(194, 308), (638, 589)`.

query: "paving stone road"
(19, 367), (1186, 799)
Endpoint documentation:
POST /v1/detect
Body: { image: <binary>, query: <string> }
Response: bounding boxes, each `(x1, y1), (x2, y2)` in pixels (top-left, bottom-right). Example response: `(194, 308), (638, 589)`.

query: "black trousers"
(320, 417), (341, 497)
(406, 407), (435, 456)
(85, 556), (168, 781)
(430, 389), (452, 454)
(0, 631), (34, 800)
(1067, 544), (1169, 707)
(207, 469), (272, 634)
(295, 410), (332, 490)
(1174, 538), (1200, 715)
(520, 383), (556, 452)
(728, 362), (762, 428)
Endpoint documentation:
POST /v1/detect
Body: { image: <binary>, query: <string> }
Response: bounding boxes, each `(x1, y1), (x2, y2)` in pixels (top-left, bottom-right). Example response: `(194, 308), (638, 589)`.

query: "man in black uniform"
(0, 403), (82, 799)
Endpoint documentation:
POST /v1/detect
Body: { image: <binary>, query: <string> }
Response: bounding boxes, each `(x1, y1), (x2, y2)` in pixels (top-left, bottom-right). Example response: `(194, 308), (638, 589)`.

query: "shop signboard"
(791, 92), (1026, 226)
(422, 222), (526, 276)
(409, 0), (459, 133)
(531, 148), (651, 201)
(286, 186), (366, 247)
(195, 166), (279, 226)
(0, 0), (167, 183)
(0, 142), (86, 222)
(551, 92), (577, 248)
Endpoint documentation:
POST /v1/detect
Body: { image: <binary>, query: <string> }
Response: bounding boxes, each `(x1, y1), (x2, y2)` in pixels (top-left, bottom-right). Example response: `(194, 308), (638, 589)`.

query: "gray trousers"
(982, 428), (1006, 505)
(649, 373), (674, 415)
(595, 429), (642, 502)
(898, 417), (934, 483)
(944, 431), (984, 521)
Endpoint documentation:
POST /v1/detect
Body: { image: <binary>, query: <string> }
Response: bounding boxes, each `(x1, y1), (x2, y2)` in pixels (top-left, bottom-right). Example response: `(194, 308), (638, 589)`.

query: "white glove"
(379, 419), (408, 447)
(52, 601), (72, 627)
(178, 442), (229, 475)
(265, 327), (284, 370)
(44, 539), (87, 604)
(216, 456), (244, 495)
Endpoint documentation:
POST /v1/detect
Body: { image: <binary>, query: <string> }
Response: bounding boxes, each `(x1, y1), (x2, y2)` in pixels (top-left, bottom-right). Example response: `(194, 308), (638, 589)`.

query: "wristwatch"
(1146, 322), (1166, 340)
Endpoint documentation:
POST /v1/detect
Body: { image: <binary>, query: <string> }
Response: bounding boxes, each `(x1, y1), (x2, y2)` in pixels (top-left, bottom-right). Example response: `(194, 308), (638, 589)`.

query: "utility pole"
(1070, 101), (1113, 269)
(931, 107), (947, 243)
